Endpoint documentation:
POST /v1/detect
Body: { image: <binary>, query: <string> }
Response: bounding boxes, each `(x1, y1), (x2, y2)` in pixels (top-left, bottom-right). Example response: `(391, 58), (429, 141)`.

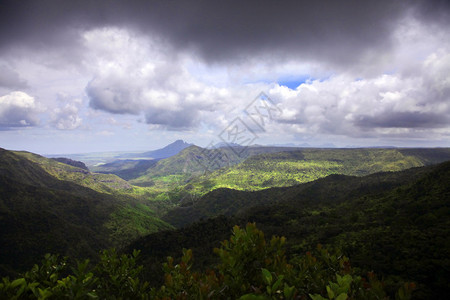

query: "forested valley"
(1, 145), (449, 299)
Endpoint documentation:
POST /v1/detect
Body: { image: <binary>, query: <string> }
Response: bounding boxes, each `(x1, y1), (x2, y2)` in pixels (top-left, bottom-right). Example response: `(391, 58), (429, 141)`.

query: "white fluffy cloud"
(84, 28), (229, 129)
(269, 50), (450, 140)
(79, 22), (450, 144)
(0, 91), (40, 128)
(50, 94), (83, 130)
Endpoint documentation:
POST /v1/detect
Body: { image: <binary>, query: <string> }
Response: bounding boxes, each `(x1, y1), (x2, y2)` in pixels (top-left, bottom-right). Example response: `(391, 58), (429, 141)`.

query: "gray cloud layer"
(1, 0), (448, 67)
(355, 111), (449, 129)
(0, 0), (448, 144)
(0, 65), (28, 89)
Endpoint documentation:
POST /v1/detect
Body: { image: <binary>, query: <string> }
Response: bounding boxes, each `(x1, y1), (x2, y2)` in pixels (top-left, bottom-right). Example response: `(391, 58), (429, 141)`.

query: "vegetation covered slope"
(128, 145), (306, 186)
(162, 164), (432, 228)
(182, 148), (450, 195)
(0, 148), (172, 277)
(13, 151), (132, 193)
(133, 161), (450, 299)
(128, 147), (450, 201)
(238, 161), (450, 299)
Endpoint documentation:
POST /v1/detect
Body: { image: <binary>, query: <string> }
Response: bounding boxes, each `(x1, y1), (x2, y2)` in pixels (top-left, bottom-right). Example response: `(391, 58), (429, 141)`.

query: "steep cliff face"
(52, 157), (89, 171)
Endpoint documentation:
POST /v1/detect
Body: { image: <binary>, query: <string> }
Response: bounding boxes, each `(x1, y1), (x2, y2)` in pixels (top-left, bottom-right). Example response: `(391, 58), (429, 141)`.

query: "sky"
(0, 0), (449, 154)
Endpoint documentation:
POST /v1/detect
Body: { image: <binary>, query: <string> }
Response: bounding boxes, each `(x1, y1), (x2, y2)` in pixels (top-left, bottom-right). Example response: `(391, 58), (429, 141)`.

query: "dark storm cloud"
(126, 0), (404, 65)
(144, 109), (199, 130)
(410, 0), (450, 25)
(1, 0), (447, 66)
(354, 111), (450, 129)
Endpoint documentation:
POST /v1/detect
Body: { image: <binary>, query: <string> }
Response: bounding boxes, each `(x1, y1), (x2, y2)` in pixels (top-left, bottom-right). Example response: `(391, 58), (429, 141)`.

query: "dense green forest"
(130, 161), (450, 299)
(0, 148), (173, 276)
(0, 146), (449, 298)
(124, 146), (450, 202)
(1, 224), (416, 299)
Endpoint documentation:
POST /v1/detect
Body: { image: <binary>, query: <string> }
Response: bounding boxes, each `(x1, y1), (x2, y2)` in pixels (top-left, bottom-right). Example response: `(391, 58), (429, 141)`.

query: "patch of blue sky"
(277, 75), (311, 89)
(243, 76), (311, 90)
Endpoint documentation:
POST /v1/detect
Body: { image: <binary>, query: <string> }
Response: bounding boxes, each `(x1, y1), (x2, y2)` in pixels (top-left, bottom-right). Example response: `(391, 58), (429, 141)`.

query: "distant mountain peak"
(158, 140), (192, 150)
(171, 139), (190, 146)
(141, 140), (194, 159)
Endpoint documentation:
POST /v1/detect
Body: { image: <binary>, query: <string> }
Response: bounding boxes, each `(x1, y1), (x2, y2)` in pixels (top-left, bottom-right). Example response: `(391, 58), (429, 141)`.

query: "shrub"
(1, 223), (414, 299)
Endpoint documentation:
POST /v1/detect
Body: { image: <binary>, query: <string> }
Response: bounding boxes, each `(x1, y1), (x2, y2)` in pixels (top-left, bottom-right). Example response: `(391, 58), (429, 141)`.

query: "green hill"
(121, 147), (450, 208)
(237, 161), (450, 299)
(164, 147), (450, 198)
(129, 161), (450, 299)
(0, 148), (172, 276)
(128, 145), (307, 186)
(162, 156), (436, 227)
(13, 150), (132, 194)
(2, 145), (449, 297)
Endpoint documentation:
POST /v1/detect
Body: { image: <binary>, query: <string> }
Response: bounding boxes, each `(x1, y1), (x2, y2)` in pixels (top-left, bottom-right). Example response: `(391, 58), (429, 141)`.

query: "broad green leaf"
(284, 284), (295, 299)
(11, 278), (26, 288)
(272, 277), (283, 292)
(327, 285), (335, 299)
(336, 293), (348, 300)
(309, 294), (328, 300)
(261, 268), (272, 285)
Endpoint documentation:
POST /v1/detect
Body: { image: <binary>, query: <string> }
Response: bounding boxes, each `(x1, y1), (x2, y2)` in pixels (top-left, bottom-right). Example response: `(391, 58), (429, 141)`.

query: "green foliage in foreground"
(0, 224), (414, 299)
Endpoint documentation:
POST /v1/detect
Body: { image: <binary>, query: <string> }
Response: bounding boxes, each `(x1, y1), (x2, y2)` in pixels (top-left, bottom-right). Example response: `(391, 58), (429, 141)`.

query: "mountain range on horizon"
(42, 139), (448, 167)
